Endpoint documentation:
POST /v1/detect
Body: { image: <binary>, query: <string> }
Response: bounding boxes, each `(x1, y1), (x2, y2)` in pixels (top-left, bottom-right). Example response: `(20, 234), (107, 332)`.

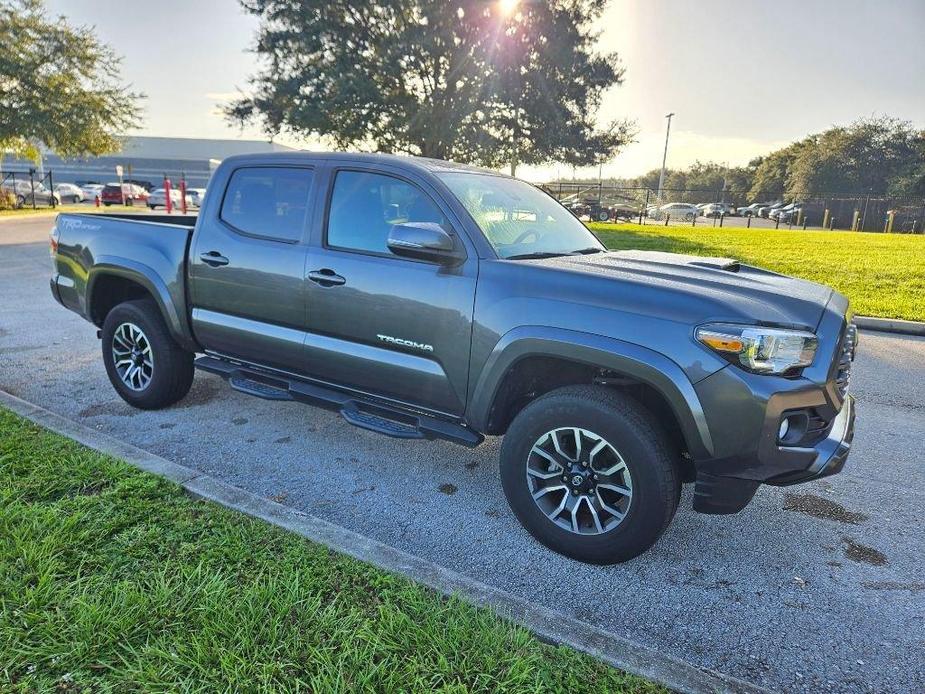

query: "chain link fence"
(540, 182), (925, 233)
(0, 169), (57, 210)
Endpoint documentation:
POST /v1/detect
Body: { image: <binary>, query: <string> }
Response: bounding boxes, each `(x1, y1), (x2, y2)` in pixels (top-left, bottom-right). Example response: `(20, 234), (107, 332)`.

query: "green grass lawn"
(0, 408), (659, 693)
(591, 222), (925, 322)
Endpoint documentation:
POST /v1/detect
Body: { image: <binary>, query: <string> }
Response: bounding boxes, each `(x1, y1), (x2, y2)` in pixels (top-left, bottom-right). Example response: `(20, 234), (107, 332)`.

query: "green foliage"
(591, 223), (925, 322)
(0, 408), (659, 693)
(0, 0), (142, 162)
(228, 0), (632, 173)
(748, 118), (925, 200)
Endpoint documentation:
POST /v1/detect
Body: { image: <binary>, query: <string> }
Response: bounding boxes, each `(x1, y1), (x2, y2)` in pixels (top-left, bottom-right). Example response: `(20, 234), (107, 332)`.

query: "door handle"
(200, 251), (229, 267)
(307, 268), (346, 287)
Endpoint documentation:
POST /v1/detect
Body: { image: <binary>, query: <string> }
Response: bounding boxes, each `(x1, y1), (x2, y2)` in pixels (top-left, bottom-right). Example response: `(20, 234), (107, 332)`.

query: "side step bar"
(195, 356), (483, 448)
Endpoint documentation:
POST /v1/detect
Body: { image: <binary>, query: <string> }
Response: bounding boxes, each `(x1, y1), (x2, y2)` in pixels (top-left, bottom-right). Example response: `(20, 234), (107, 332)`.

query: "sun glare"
(498, 0), (519, 17)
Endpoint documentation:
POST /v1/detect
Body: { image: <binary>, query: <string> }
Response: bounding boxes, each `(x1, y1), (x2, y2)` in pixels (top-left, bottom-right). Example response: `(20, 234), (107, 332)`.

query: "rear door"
(188, 164), (316, 373)
(302, 165), (477, 416)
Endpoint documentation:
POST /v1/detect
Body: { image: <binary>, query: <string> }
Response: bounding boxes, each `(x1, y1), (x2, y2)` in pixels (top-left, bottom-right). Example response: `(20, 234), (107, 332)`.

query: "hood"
(527, 250), (833, 330)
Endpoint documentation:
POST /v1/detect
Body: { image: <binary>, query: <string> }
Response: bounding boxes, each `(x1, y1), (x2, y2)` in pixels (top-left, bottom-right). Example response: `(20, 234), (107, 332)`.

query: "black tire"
(101, 299), (194, 410)
(597, 210), (610, 222)
(500, 385), (680, 564)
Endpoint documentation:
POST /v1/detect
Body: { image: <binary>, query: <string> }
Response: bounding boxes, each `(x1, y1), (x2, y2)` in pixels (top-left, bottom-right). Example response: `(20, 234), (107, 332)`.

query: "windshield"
(439, 172), (603, 259)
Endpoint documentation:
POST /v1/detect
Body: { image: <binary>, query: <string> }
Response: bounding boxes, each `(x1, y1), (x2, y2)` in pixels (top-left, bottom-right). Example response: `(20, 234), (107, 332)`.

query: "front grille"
(834, 322), (858, 399)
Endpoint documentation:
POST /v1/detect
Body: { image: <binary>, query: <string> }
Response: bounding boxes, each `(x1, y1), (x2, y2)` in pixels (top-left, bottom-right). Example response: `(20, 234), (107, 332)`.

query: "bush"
(0, 190), (18, 210)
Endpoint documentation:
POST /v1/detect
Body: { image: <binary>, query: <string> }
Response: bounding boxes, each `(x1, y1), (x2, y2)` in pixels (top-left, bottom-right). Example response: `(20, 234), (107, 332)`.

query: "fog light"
(778, 418), (790, 441)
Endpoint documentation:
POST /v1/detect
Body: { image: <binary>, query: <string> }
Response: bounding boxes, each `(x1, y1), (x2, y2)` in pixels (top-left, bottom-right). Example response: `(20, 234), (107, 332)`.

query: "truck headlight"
(696, 324), (818, 375)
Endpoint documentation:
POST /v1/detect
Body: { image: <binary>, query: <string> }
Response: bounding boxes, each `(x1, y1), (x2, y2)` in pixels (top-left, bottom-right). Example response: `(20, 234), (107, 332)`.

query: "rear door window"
(220, 166), (314, 243)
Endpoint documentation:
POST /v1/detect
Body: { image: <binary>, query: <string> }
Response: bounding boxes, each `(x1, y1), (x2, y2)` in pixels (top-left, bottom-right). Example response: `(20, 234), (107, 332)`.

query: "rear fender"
(87, 258), (197, 352)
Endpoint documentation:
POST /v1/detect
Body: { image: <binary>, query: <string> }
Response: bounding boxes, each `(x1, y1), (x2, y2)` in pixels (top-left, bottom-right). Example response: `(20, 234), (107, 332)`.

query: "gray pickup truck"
(49, 152), (857, 564)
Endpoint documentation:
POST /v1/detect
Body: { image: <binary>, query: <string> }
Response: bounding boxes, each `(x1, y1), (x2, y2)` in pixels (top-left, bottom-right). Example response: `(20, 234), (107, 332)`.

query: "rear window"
(220, 167), (313, 242)
(102, 185), (120, 194)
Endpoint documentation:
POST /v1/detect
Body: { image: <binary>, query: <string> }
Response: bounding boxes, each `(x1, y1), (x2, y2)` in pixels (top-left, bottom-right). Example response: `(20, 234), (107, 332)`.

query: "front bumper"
(692, 395), (854, 513)
(690, 303), (856, 514)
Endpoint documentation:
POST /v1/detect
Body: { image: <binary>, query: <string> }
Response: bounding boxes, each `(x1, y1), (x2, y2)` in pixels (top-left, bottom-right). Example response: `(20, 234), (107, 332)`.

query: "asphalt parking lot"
(2, 215), (923, 693)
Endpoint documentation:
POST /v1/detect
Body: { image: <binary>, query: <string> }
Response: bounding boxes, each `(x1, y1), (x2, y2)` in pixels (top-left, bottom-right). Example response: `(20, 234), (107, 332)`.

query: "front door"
(303, 167), (477, 416)
(189, 165), (315, 373)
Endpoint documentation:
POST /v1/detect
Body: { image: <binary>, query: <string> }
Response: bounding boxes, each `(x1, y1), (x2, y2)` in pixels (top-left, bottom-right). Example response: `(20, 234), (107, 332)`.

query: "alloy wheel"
(111, 322), (154, 391)
(526, 427), (633, 535)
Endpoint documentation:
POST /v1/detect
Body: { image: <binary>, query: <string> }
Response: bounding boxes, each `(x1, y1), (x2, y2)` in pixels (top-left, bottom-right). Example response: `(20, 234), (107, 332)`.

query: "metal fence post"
(747, 215), (751, 228)
(719, 213), (724, 227)
(28, 169), (36, 210)
(665, 214), (670, 226)
(47, 170), (55, 207)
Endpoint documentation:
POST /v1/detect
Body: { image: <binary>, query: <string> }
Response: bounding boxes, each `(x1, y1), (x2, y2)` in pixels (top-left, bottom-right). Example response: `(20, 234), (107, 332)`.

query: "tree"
(787, 117), (923, 196)
(0, 0), (142, 163)
(227, 0), (632, 174)
(747, 139), (810, 201)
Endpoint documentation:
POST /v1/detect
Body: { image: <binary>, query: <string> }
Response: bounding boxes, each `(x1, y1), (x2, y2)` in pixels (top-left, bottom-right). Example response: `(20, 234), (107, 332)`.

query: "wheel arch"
(466, 326), (714, 460)
(87, 260), (197, 352)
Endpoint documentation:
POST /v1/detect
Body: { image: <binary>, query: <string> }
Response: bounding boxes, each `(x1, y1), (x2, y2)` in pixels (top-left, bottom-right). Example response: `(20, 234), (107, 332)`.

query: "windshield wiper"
(505, 251), (571, 260)
(570, 247), (605, 255)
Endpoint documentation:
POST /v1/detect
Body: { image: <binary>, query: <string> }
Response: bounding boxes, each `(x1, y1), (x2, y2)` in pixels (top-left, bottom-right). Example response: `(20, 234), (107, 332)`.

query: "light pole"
(655, 112), (674, 208)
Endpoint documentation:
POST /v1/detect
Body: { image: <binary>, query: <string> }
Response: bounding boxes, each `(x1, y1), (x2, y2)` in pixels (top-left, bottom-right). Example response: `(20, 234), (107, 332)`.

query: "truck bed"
(50, 212), (198, 350)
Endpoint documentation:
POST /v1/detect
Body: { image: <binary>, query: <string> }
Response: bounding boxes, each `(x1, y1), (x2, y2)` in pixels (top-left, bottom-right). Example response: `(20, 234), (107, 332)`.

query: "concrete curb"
(0, 389), (775, 694)
(855, 316), (925, 337)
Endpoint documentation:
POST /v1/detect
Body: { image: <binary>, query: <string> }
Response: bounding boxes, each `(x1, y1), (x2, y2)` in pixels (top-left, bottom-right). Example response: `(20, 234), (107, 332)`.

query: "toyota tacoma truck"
(49, 152), (857, 564)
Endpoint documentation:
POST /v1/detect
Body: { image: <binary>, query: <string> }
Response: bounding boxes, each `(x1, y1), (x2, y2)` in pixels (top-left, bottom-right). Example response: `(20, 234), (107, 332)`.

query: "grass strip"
(0, 407), (660, 693)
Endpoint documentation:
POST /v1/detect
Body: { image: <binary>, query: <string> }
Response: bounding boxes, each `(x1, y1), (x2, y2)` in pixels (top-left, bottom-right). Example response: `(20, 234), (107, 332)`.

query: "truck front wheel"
(101, 299), (194, 409)
(500, 385), (680, 564)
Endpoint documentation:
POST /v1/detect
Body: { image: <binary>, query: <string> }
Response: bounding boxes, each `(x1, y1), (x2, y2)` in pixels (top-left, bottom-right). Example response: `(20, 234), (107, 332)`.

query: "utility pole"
(655, 113), (674, 208)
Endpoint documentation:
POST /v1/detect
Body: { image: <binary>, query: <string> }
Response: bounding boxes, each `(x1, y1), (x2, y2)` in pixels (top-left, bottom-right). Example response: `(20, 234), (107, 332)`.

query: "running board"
(195, 356), (483, 448)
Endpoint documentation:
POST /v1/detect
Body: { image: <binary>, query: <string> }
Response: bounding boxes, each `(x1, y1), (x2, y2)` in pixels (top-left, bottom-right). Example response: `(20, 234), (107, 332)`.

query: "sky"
(45, 0), (925, 181)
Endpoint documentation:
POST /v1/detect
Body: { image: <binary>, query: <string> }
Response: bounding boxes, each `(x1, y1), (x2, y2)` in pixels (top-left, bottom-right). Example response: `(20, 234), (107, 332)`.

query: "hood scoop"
(609, 250), (741, 272)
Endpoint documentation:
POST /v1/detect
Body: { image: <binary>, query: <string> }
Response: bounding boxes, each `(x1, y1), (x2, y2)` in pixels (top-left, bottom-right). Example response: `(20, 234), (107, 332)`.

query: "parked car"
(758, 202), (785, 219)
(651, 202), (699, 221)
(702, 203), (735, 218)
(80, 183), (105, 202)
(48, 151), (858, 565)
(147, 187), (187, 210)
(1, 180), (59, 207)
(125, 179), (155, 192)
(737, 203), (764, 217)
(54, 183), (84, 203)
(778, 203), (805, 225)
(100, 183), (149, 207)
(186, 188), (207, 208)
(769, 202), (795, 222)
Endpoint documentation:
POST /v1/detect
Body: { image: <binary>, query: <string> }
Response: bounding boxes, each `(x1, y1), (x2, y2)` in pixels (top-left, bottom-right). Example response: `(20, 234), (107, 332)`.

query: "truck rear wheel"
(101, 299), (194, 410)
(500, 385), (680, 564)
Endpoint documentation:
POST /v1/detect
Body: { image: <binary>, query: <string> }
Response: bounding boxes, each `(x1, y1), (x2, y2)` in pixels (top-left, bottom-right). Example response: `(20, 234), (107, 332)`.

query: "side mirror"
(387, 222), (459, 264)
